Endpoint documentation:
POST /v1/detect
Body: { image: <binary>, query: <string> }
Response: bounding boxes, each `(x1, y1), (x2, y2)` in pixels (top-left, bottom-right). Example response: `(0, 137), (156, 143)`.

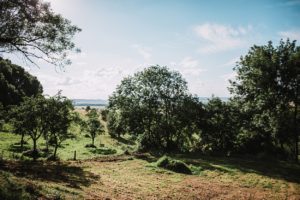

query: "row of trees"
(107, 40), (300, 161)
(2, 91), (105, 159)
(9, 92), (74, 159)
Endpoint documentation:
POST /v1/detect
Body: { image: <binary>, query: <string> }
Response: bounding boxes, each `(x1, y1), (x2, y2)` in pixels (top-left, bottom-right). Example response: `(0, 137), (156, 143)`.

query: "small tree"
(45, 92), (74, 159)
(86, 109), (104, 147)
(10, 95), (46, 157)
(10, 93), (75, 159)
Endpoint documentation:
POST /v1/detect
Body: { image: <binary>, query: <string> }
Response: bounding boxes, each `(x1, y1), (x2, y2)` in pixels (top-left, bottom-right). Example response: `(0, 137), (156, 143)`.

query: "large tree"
(0, 0), (81, 66)
(0, 58), (43, 107)
(229, 40), (300, 161)
(108, 65), (202, 151)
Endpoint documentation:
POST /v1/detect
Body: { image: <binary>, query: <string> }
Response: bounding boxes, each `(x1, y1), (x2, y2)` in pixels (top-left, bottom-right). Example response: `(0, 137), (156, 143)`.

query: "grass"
(0, 109), (137, 161)
(0, 109), (299, 199)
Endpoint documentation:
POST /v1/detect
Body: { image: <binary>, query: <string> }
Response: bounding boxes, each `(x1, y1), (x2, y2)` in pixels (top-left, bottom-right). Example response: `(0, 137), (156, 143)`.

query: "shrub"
(156, 156), (192, 174)
(89, 147), (117, 155)
(85, 144), (96, 148)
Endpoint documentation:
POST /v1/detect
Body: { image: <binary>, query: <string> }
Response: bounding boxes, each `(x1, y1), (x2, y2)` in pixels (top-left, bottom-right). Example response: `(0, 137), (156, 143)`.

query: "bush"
(85, 144), (96, 148)
(156, 156), (192, 174)
(89, 147), (117, 155)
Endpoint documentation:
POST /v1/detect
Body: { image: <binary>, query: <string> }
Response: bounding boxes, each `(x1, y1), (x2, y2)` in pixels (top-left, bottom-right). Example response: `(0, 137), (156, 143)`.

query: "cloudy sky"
(7, 0), (300, 99)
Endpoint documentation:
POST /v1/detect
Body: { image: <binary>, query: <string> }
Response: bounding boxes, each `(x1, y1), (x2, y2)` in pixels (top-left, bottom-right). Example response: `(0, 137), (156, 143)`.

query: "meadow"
(0, 109), (299, 200)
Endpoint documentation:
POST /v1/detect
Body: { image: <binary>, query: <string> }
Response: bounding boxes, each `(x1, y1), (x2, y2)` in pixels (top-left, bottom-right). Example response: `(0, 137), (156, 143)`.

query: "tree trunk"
(54, 144), (58, 158)
(20, 133), (25, 151)
(92, 136), (95, 146)
(294, 103), (298, 162)
(32, 138), (38, 160)
(45, 133), (49, 152)
(33, 139), (37, 152)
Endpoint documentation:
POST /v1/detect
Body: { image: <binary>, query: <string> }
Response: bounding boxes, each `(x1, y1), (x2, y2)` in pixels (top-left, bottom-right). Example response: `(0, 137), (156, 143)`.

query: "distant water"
(72, 99), (108, 109)
(72, 97), (229, 108)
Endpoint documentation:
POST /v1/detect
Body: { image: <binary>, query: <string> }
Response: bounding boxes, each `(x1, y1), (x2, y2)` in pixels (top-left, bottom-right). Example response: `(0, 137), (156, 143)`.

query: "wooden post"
(73, 150), (76, 160)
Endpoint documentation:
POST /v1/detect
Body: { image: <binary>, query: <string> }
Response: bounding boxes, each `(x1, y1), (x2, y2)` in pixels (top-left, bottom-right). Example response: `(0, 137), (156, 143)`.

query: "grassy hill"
(0, 109), (299, 199)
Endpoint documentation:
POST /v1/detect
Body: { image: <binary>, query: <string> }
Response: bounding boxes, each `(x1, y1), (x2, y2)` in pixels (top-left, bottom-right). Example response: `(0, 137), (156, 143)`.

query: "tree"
(0, 58), (43, 107)
(229, 39), (300, 161)
(9, 93), (75, 159)
(0, 103), (4, 130)
(108, 65), (201, 151)
(45, 92), (74, 159)
(86, 109), (104, 146)
(9, 95), (46, 157)
(0, 0), (81, 66)
(200, 97), (239, 155)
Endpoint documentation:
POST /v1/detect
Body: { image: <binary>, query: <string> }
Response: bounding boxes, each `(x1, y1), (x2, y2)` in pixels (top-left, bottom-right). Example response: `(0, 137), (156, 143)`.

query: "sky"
(6, 0), (300, 99)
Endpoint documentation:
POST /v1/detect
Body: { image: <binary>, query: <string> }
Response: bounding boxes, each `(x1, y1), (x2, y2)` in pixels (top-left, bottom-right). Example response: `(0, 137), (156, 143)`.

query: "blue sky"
(7, 0), (300, 99)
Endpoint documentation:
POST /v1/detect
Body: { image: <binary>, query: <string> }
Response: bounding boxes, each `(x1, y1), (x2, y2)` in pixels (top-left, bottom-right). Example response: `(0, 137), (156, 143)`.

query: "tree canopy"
(9, 92), (75, 159)
(0, 57), (43, 107)
(108, 65), (203, 151)
(0, 0), (81, 66)
(230, 39), (300, 161)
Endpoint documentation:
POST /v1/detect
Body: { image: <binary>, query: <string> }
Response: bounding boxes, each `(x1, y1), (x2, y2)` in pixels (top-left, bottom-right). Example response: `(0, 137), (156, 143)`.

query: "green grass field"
(0, 110), (299, 199)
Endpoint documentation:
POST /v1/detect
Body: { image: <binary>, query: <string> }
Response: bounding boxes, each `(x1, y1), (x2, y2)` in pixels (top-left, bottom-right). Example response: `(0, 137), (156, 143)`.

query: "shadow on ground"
(0, 159), (99, 188)
(114, 136), (136, 145)
(173, 154), (300, 184)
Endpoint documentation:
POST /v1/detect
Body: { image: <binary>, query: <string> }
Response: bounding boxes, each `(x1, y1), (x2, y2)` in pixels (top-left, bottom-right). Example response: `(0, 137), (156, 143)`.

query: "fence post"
(73, 150), (76, 160)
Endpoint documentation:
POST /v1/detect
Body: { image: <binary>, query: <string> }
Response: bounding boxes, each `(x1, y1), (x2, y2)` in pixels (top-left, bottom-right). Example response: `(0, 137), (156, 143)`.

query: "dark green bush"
(156, 156), (192, 174)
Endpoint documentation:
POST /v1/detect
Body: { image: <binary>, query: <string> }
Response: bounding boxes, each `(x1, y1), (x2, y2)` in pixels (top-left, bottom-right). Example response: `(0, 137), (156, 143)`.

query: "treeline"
(0, 58), (105, 159)
(107, 40), (300, 161)
(0, 38), (299, 161)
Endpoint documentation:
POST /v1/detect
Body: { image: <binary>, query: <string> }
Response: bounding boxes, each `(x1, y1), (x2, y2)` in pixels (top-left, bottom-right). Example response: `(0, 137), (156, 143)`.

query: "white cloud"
(170, 57), (206, 77)
(95, 67), (123, 78)
(194, 23), (253, 53)
(132, 44), (152, 61)
(222, 57), (240, 68)
(57, 77), (81, 86)
(178, 57), (206, 76)
(220, 72), (237, 82)
(278, 30), (300, 41)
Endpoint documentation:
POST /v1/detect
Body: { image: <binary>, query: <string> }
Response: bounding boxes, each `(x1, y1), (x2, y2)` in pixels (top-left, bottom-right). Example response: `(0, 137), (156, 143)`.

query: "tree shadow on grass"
(8, 144), (31, 153)
(175, 154), (300, 184)
(114, 136), (136, 145)
(0, 160), (99, 189)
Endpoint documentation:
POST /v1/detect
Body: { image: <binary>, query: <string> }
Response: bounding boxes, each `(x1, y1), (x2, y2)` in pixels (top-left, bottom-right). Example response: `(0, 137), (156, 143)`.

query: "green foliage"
(156, 156), (192, 174)
(9, 92), (75, 159)
(0, 0), (81, 66)
(9, 95), (46, 156)
(86, 109), (104, 146)
(100, 109), (109, 122)
(108, 65), (204, 151)
(44, 92), (75, 158)
(0, 58), (43, 107)
(199, 97), (239, 155)
(229, 39), (300, 160)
